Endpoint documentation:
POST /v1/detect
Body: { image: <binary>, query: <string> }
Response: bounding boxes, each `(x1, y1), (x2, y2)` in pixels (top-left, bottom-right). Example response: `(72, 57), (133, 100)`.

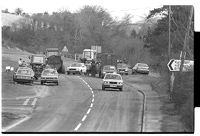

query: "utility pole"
(180, 6), (193, 72)
(168, 5), (172, 99)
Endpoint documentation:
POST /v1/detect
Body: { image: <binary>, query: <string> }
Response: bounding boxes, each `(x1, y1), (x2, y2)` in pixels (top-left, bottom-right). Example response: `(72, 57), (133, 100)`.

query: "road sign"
(167, 59), (194, 72)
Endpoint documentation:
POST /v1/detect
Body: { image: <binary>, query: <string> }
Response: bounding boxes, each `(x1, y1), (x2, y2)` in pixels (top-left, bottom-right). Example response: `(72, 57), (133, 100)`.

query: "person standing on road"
(18, 58), (23, 67)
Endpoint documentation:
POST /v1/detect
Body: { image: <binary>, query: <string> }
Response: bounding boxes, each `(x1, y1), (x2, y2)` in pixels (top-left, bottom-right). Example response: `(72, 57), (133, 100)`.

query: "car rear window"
(43, 69), (57, 75)
(17, 69), (32, 75)
(105, 74), (122, 80)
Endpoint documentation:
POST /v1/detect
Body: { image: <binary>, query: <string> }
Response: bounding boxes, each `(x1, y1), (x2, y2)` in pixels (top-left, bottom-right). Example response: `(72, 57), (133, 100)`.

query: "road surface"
(4, 74), (143, 132)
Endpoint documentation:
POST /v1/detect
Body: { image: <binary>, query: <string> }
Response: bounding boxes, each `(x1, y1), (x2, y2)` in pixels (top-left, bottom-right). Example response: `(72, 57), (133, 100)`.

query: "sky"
(1, 0), (199, 29)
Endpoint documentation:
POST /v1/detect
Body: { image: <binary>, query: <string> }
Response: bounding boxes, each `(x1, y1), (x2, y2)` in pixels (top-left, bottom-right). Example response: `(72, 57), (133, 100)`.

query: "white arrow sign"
(167, 59), (194, 72)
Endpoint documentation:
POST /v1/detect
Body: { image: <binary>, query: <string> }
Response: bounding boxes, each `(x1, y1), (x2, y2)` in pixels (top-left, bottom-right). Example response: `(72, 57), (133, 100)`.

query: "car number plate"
(110, 85), (117, 87)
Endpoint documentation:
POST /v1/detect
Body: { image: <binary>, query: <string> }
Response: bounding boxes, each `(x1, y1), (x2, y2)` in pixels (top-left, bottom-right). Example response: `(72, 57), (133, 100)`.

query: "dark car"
(101, 65), (117, 78)
(13, 67), (35, 84)
(132, 63), (149, 74)
(41, 68), (59, 85)
(117, 63), (129, 75)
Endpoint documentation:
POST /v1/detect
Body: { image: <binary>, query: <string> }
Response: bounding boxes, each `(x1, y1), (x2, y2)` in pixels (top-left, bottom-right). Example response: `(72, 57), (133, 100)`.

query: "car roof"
(136, 63), (148, 65)
(104, 73), (121, 76)
(18, 67), (32, 70)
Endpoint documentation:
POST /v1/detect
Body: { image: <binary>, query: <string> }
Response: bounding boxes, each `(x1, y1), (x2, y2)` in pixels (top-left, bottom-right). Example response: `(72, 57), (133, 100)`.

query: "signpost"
(167, 59), (194, 72)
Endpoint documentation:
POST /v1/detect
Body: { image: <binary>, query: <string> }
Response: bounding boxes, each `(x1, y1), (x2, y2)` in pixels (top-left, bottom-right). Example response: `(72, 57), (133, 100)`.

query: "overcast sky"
(0, 0), (163, 23)
(1, 0), (199, 28)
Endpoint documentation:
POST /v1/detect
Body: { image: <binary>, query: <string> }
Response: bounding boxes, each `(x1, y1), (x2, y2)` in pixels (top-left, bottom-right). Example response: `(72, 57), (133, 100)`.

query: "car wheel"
(41, 81), (43, 85)
(56, 82), (59, 85)
(119, 88), (123, 91)
(125, 73), (128, 75)
(102, 86), (105, 90)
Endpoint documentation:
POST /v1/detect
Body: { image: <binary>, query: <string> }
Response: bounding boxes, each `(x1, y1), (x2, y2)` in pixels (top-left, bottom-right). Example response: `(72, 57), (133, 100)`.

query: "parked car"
(101, 65), (117, 78)
(13, 67), (35, 84)
(41, 68), (59, 85)
(102, 73), (123, 91)
(66, 63), (87, 75)
(132, 63), (149, 74)
(117, 63), (129, 75)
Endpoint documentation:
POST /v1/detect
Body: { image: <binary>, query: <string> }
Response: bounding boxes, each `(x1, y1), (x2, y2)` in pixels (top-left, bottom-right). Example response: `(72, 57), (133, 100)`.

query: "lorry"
(30, 54), (46, 79)
(82, 49), (97, 62)
(45, 48), (65, 74)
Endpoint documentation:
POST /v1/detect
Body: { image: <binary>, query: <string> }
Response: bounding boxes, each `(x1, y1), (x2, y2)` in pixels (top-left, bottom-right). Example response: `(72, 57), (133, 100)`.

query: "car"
(13, 67), (35, 84)
(41, 68), (59, 85)
(66, 63), (87, 75)
(132, 63), (149, 74)
(102, 73), (123, 91)
(117, 63), (129, 75)
(101, 65), (117, 78)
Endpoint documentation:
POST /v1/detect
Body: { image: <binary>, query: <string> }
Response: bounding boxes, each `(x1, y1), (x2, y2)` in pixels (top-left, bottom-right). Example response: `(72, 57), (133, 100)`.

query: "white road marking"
(74, 77), (95, 131)
(74, 123), (82, 131)
(31, 98), (37, 106)
(23, 98), (30, 105)
(82, 115), (87, 122)
(2, 116), (30, 132)
(87, 108), (91, 114)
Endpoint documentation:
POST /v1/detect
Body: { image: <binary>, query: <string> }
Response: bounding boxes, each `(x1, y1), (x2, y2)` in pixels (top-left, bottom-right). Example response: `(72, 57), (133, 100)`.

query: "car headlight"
(113, 71), (117, 74)
(104, 81), (109, 84)
(118, 82), (123, 85)
(103, 72), (106, 74)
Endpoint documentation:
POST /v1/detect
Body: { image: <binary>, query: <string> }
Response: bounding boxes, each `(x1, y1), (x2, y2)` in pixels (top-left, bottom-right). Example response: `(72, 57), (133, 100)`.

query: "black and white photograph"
(1, 0), (195, 133)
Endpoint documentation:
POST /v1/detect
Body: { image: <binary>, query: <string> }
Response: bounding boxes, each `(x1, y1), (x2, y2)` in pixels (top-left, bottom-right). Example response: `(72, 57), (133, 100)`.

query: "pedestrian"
(18, 58), (23, 67)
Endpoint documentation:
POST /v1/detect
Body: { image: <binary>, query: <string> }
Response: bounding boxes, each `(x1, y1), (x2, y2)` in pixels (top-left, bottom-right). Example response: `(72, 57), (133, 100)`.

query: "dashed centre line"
(74, 76), (95, 131)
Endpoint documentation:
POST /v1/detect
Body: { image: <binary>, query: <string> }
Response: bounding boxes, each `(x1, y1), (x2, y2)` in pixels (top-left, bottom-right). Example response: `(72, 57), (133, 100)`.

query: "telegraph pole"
(168, 5), (172, 99)
(180, 6), (193, 72)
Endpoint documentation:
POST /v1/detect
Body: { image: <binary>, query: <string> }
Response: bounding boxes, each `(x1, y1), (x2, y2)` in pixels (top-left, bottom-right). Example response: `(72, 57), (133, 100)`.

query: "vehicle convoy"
(41, 68), (59, 85)
(13, 67), (35, 84)
(66, 63), (87, 75)
(30, 54), (46, 79)
(45, 48), (65, 74)
(102, 73), (123, 91)
(117, 63), (129, 75)
(132, 63), (149, 74)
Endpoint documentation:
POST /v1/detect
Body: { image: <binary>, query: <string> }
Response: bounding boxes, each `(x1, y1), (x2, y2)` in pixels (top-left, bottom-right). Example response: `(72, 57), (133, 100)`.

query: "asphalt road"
(5, 74), (143, 132)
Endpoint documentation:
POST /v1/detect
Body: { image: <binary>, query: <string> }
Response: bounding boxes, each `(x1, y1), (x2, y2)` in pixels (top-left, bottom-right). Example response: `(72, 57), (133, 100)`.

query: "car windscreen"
(33, 56), (44, 63)
(138, 63), (148, 67)
(105, 74), (121, 80)
(71, 63), (82, 67)
(103, 66), (116, 71)
(17, 69), (32, 75)
(42, 69), (57, 75)
(117, 64), (127, 68)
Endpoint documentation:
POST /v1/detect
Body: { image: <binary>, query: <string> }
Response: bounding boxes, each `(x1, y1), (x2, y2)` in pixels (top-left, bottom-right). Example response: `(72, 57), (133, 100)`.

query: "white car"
(66, 63), (87, 75)
(102, 73), (123, 91)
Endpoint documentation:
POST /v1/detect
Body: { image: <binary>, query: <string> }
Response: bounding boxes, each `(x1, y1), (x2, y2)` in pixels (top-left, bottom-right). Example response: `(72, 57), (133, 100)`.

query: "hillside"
(1, 13), (24, 27)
